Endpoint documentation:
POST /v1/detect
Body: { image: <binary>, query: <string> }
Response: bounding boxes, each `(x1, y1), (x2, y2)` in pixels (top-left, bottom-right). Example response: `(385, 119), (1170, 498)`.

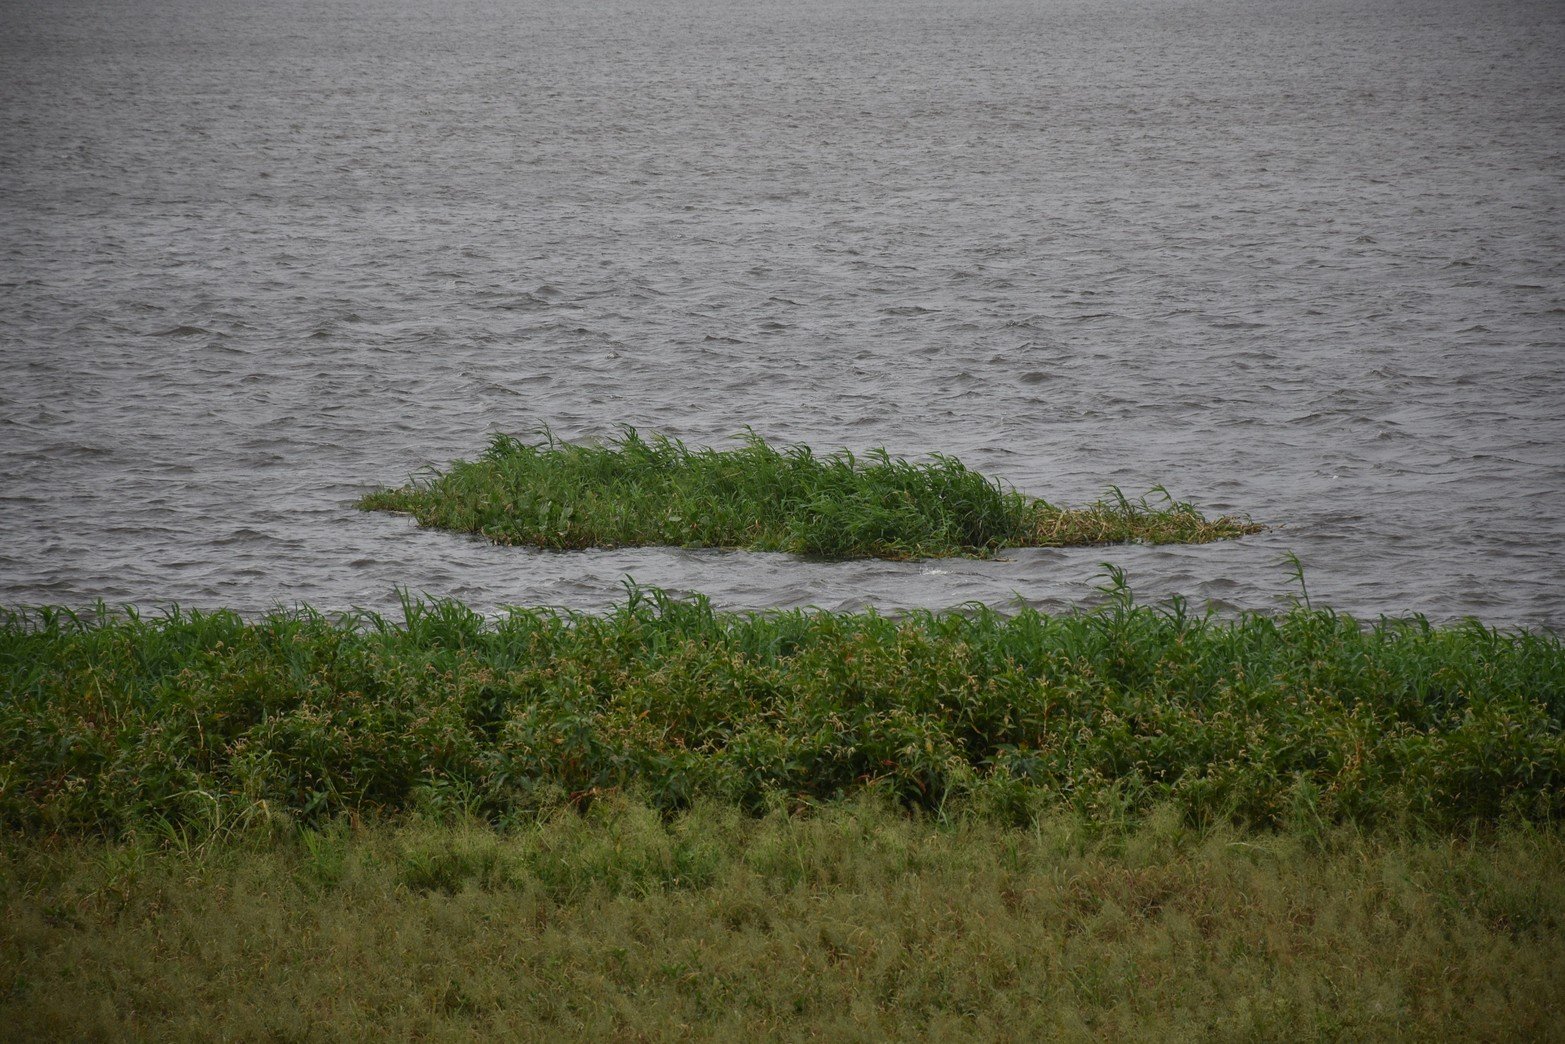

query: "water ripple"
(1, 0), (1562, 630)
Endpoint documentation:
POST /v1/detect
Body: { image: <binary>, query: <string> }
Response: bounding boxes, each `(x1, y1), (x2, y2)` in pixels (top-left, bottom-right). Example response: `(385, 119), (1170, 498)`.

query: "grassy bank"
(4, 801), (1562, 1039)
(358, 430), (1262, 559)
(3, 582), (1560, 838)
(6, 587), (1561, 1037)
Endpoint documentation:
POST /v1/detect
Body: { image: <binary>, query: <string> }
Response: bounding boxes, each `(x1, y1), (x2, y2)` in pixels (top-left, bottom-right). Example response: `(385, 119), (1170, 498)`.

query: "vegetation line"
(358, 429), (1263, 559)
(3, 581), (1560, 837)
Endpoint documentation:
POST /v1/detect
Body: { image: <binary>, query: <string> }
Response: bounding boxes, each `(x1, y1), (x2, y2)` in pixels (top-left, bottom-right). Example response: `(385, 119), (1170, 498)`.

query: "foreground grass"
(3, 800), (1562, 1039)
(3, 582), (1560, 837)
(358, 430), (1262, 559)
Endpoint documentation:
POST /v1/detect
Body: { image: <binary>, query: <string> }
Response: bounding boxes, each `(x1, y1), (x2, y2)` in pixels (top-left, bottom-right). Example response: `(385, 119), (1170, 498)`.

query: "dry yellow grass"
(4, 799), (1561, 1040)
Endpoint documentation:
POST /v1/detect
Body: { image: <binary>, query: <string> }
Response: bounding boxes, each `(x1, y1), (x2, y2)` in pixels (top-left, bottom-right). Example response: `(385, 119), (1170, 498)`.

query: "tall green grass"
(3, 580), (1559, 838)
(358, 429), (1262, 559)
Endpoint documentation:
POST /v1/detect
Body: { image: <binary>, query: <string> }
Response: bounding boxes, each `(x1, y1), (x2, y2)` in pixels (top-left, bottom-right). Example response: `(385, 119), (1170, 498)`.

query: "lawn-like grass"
(3, 801), (1561, 1039)
(358, 430), (1262, 559)
(3, 582), (1559, 838)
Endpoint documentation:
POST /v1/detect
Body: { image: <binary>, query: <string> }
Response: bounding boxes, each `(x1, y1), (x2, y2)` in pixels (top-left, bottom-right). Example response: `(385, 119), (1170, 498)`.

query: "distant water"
(2, 0), (1562, 629)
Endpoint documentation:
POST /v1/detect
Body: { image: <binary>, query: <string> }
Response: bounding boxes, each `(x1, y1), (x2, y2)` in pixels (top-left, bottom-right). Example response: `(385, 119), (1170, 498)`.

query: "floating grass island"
(358, 430), (1263, 559)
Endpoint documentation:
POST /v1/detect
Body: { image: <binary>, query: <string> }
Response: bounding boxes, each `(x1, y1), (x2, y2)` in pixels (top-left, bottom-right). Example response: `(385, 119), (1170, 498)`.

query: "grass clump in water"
(358, 428), (1262, 559)
(3, 580), (1560, 838)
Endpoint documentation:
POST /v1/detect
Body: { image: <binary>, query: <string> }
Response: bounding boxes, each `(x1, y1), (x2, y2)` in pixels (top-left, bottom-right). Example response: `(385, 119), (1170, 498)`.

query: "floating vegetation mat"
(3, 583), (1560, 837)
(359, 430), (1263, 559)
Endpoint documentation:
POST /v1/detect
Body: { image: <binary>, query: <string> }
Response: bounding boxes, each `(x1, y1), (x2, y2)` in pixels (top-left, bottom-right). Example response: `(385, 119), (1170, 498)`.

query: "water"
(2, 0), (1562, 629)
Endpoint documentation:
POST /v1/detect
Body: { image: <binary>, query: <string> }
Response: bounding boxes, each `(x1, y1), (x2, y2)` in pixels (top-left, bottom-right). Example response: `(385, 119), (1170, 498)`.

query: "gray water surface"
(3, 0), (1563, 628)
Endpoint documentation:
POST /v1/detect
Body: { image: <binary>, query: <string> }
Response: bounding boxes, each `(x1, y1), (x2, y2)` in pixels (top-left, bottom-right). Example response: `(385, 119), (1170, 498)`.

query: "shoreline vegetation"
(4, 584), (1562, 1035)
(3, 582), (1558, 837)
(358, 429), (1264, 559)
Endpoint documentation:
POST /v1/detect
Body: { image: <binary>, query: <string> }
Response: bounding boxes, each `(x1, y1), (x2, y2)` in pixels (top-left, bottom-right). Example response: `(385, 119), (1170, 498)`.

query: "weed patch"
(359, 429), (1262, 559)
(3, 583), (1559, 837)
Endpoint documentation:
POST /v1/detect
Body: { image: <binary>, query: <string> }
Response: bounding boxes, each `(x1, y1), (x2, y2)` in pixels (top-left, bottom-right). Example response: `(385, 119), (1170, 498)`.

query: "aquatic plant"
(2, 581), (1559, 837)
(358, 429), (1262, 559)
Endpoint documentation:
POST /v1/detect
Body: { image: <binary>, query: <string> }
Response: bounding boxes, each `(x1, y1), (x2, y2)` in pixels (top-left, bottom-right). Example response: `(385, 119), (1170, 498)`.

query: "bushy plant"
(3, 582), (1559, 838)
(359, 429), (1261, 559)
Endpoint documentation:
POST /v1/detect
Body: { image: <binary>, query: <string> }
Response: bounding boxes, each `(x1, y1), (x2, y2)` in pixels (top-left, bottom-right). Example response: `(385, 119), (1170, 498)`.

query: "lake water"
(3, 0), (1562, 629)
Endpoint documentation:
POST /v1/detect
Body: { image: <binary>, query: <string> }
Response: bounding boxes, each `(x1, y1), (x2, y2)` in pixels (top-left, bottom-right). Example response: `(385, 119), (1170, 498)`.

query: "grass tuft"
(358, 429), (1263, 559)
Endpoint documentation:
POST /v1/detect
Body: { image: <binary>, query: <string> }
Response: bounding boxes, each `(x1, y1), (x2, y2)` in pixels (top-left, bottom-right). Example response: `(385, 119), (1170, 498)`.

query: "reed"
(358, 429), (1262, 559)
(3, 580), (1559, 838)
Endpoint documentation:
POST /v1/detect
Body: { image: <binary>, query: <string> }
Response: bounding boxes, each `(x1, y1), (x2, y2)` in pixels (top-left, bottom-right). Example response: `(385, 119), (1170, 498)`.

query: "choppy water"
(2, 0), (1563, 628)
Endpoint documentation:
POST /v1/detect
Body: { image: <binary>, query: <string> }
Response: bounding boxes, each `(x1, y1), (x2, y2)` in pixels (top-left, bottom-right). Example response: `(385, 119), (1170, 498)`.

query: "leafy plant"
(3, 584), (1559, 838)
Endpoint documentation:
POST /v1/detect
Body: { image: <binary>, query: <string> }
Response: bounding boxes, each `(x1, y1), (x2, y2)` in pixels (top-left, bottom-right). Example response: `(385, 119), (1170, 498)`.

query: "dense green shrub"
(3, 582), (1559, 837)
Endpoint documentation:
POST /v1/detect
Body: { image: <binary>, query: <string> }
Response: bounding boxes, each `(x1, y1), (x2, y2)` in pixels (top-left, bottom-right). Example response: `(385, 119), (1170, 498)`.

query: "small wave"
(485, 293), (556, 312)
